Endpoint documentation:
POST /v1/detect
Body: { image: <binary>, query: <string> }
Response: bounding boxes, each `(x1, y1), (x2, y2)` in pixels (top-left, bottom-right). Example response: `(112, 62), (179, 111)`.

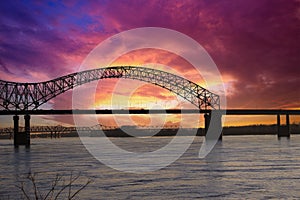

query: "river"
(0, 135), (300, 199)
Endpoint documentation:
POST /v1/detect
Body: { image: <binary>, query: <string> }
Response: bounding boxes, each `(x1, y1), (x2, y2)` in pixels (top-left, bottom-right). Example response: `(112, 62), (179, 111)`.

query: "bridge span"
(0, 66), (220, 110)
(0, 66), (297, 147)
(0, 66), (222, 147)
(1, 109), (299, 115)
(0, 109), (299, 147)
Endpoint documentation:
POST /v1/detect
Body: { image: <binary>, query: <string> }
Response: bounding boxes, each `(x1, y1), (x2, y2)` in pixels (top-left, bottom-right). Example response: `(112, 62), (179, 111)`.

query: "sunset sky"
(0, 0), (299, 127)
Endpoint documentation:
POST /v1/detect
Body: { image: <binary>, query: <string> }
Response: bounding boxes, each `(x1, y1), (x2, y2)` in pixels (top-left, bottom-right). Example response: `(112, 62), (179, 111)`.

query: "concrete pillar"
(204, 113), (210, 136)
(13, 115), (19, 148)
(277, 114), (280, 127)
(285, 114), (290, 138)
(204, 111), (222, 141)
(216, 113), (222, 141)
(286, 114), (290, 136)
(277, 114), (280, 137)
(277, 114), (290, 138)
(24, 114), (31, 147)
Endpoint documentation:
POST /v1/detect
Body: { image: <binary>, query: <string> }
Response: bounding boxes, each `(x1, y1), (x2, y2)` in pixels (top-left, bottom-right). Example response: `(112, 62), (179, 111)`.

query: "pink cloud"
(1, 0), (299, 126)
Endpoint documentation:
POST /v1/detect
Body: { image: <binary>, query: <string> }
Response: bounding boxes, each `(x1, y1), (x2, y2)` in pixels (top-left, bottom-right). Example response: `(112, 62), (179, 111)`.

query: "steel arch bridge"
(0, 66), (220, 111)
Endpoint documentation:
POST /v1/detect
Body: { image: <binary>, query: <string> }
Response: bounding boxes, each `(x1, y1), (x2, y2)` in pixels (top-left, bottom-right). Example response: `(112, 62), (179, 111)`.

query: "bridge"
(0, 66), (219, 110)
(0, 124), (116, 139)
(0, 66), (298, 147)
(0, 66), (221, 147)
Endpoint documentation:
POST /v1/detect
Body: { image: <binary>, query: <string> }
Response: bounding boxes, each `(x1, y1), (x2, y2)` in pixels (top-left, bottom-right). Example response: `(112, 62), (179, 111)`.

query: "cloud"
(0, 0), (299, 126)
(0, 58), (12, 74)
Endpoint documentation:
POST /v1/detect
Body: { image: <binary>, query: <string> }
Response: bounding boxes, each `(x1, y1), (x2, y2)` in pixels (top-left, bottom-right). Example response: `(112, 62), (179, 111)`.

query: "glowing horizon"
(0, 1), (299, 128)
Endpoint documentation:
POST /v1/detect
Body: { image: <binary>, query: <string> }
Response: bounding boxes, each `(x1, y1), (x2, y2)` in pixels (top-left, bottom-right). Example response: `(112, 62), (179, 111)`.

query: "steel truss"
(0, 66), (220, 110)
(0, 124), (113, 135)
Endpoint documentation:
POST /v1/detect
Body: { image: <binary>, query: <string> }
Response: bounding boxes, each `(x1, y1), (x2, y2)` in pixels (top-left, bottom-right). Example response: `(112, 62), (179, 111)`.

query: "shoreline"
(0, 124), (299, 139)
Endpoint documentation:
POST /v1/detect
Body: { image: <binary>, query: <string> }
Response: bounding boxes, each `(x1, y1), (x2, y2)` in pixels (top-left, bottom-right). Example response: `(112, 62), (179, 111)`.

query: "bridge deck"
(0, 109), (299, 115)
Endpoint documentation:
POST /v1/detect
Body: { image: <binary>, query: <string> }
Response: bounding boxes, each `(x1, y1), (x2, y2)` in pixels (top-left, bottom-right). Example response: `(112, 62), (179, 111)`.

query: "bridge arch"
(0, 66), (219, 110)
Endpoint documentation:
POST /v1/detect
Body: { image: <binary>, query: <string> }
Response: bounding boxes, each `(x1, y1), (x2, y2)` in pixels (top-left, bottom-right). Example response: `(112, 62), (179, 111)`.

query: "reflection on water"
(0, 135), (300, 199)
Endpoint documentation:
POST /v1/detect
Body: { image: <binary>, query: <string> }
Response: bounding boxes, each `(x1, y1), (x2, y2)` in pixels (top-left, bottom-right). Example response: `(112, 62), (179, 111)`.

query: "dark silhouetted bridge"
(0, 66), (219, 110)
(0, 124), (116, 139)
(0, 66), (298, 147)
(0, 66), (221, 147)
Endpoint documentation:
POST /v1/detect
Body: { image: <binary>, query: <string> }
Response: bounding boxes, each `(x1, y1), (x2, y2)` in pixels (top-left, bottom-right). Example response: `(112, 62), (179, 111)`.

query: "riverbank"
(0, 124), (299, 139)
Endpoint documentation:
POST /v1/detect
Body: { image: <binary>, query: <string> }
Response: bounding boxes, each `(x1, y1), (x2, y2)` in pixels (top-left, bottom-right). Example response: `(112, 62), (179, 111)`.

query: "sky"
(0, 0), (299, 127)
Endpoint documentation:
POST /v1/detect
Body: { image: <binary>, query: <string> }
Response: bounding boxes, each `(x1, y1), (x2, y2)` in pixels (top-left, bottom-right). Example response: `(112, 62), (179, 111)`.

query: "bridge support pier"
(24, 114), (31, 147)
(277, 114), (290, 138)
(13, 115), (19, 148)
(13, 114), (31, 147)
(51, 131), (59, 139)
(204, 113), (210, 136)
(204, 111), (222, 141)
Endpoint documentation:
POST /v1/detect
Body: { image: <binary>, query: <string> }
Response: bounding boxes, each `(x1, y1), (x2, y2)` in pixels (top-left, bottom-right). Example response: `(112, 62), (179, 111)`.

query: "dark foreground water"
(0, 135), (300, 199)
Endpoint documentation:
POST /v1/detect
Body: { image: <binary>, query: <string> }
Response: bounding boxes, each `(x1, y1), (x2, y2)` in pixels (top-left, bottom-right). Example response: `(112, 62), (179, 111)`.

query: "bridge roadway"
(1, 109), (299, 147)
(0, 109), (299, 115)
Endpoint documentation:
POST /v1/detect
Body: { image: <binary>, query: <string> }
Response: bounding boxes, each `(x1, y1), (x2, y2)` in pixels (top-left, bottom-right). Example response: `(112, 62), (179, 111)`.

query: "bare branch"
(15, 171), (91, 200)
(43, 174), (62, 200)
(68, 171), (73, 199)
(15, 181), (30, 200)
(69, 179), (92, 200)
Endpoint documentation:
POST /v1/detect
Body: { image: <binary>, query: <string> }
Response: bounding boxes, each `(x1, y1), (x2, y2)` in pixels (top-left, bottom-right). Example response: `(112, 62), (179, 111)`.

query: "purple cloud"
(0, 0), (299, 119)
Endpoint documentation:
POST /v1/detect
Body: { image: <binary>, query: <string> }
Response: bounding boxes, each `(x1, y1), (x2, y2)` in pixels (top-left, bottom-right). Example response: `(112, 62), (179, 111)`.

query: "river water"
(0, 135), (300, 199)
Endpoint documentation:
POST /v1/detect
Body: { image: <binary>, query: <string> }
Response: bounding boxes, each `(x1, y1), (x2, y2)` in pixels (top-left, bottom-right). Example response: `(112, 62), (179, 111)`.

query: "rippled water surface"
(0, 135), (300, 199)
